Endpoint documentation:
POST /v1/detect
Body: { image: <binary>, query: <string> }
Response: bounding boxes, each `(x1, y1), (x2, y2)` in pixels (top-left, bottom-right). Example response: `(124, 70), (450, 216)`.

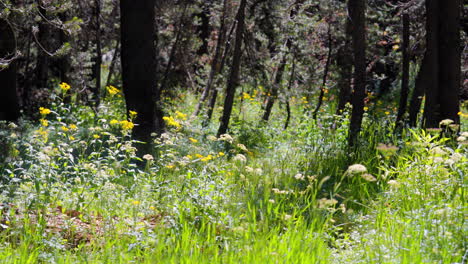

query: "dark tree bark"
(348, 0), (367, 147)
(312, 23), (332, 120)
(262, 39), (290, 122)
(120, 0), (164, 154)
(35, 0), (50, 89)
(93, 0), (102, 107)
(422, 0), (461, 127)
(408, 56), (427, 127)
(0, 19), (20, 122)
(105, 41), (120, 89)
(395, 13), (410, 130)
(217, 0), (247, 136)
(336, 18), (353, 114)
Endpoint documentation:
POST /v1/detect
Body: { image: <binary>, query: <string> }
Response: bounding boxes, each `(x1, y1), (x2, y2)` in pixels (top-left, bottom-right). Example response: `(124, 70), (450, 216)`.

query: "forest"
(0, 0), (467, 263)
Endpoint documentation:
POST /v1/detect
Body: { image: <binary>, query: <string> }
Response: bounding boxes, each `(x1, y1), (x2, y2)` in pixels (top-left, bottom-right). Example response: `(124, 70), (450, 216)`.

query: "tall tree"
(395, 13), (410, 130)
(0, 18), (20, 122)
(120, 0), (164, 154)
(336, 15), (353, 114)
(423, 0), (461, 127)
(217, 0), (247, 136)
(348, 0), (367, 147)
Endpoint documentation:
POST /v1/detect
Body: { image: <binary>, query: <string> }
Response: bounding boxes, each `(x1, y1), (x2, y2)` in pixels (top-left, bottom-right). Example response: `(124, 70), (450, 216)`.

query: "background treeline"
(0, 0), (466, 152)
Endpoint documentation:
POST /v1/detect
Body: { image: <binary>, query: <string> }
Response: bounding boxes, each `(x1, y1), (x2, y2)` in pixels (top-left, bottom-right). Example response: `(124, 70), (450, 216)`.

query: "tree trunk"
(408, 56), (427, 127)
(0, 19), (20, 122)
(217, 0), (247, 136)
(395, 13), (410, 130)
(348, 0), (367, 147)
(422, 0), (460, 127)
(312, 23), (332, 120)
(93, 0), (102, 107)
(284, 56), (296, 130)
(120, 0), (164, 155)
(336, 18), (353, 115)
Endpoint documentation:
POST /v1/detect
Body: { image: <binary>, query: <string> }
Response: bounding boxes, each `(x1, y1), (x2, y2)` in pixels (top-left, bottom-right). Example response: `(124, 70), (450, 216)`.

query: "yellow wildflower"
(186, 155), (193, 160)
(163, 116), (181, 128)
(106, 85), (120, 96)
(364, 106), (369, 111)
(69, 136), (75, 140)
(165, 164), (175, 169)
(189, 137), (198, 143)
(69, 124), (78, 130)
(242, 92), (251, 100)
(201, 154), (213, 162)
(385, 111), (390, 115)
(195, 154), (204, 159)
(40, 119), (48, 127)
(132, 200), (141, 206)
(61, 126), (69, 132)
(129, 110), (138, 119)
(218, 152), (225, 157)
(110, 119), (119, 125)
(39, 107), (51, 115)
(59, 82), (71, 91)
(175, 111), (187, 120)
(93, 134), (100, 139)
(120, 120), (134, 130)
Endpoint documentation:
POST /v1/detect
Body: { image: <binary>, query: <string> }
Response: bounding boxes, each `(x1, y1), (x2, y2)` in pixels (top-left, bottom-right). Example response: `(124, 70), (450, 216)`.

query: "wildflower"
(175, 111), (187, 120)
(218, 134), (234, 143)
(143, 154), (154, 161)
(384, 111), (390, 115)
(61, 126), (69, 132)
(129, 110), (138, 119)
(457, 136), (467, 142)
(201, 154), (213, 162)
(361, 173), (377, 182)
(120, 120), (134, 130)
(163, 116), (181, 128)
(207, 135), (217, 141)
(132, 200), (141, 206)
(59, 82), (71, 91)
(40, 119), (48, 127)
(110, 119), (119, 125)
(69, 124), (78, 130)
(149, 206), (156, 210)
(195, 154), (204, 159)
(93, 134), (100, 139)
(245, 166), (254, 173)
(233, 154), (247, 162)
(268, 199), (275, 204)
(218, 152), (225, 157)
(439, 119), (454, 126)
(39, 107), (51, 115)
(387, 180), (401, 188)
(165, 164), (175, 169)
(392, 45), (399, 51)
(237, 143), (248, 152)
(106, 85), (120, 96)
(186, 155), (193, 160)
(364, 106), (369, 111)
(346, 164), (367, 176)
(69, 136), (75, 140)
(294, 173), (305, 180)
(189, 137), (198, 143)
(283, 214), (293, 221)
(318, 198), (338, 208)
(242, 92), (251, 100)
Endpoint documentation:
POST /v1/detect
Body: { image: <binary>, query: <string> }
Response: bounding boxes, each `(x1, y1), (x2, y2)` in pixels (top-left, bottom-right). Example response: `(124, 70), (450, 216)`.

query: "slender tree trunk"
(395, 13), (410, 130)
(217, 0), (247, 136)
(284, 57), (296, 130)
(0, 19), (20, 122)
(348, 0), (367, 147)
(204, 18), (237, 125)
(408, 56), (427, 127)
(193, 0), (228, 118)
(120, 0), (164, 155)
(93, 0), (102, 107)
(35, 0), (49, 89)
(312, 23), (332, 120)
(422, 0), (440, 128)
(336, 18), (353, 114)
(262, 39), (291, 122)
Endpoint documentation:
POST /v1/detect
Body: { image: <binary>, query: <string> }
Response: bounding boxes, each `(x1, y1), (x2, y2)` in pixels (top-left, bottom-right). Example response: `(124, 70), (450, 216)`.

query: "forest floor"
(0, 91), (466, 263)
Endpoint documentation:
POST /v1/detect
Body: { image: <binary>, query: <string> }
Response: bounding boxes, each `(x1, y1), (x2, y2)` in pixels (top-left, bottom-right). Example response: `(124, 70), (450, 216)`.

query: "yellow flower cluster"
(39, 107), (51, 115)
(163, 116), (181, 128)
(119, 120), (134, 130)
(175, 111), (187, 120)
(59, 82), (71, 91)
(129, 110), (138, 119)
(458, 112), (468, 118)
(106, 85), (120, 96)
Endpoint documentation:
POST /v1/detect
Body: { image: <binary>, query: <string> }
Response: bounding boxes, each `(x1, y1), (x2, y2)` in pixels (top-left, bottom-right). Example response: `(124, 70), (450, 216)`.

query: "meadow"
(0, 86), (466, 263)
